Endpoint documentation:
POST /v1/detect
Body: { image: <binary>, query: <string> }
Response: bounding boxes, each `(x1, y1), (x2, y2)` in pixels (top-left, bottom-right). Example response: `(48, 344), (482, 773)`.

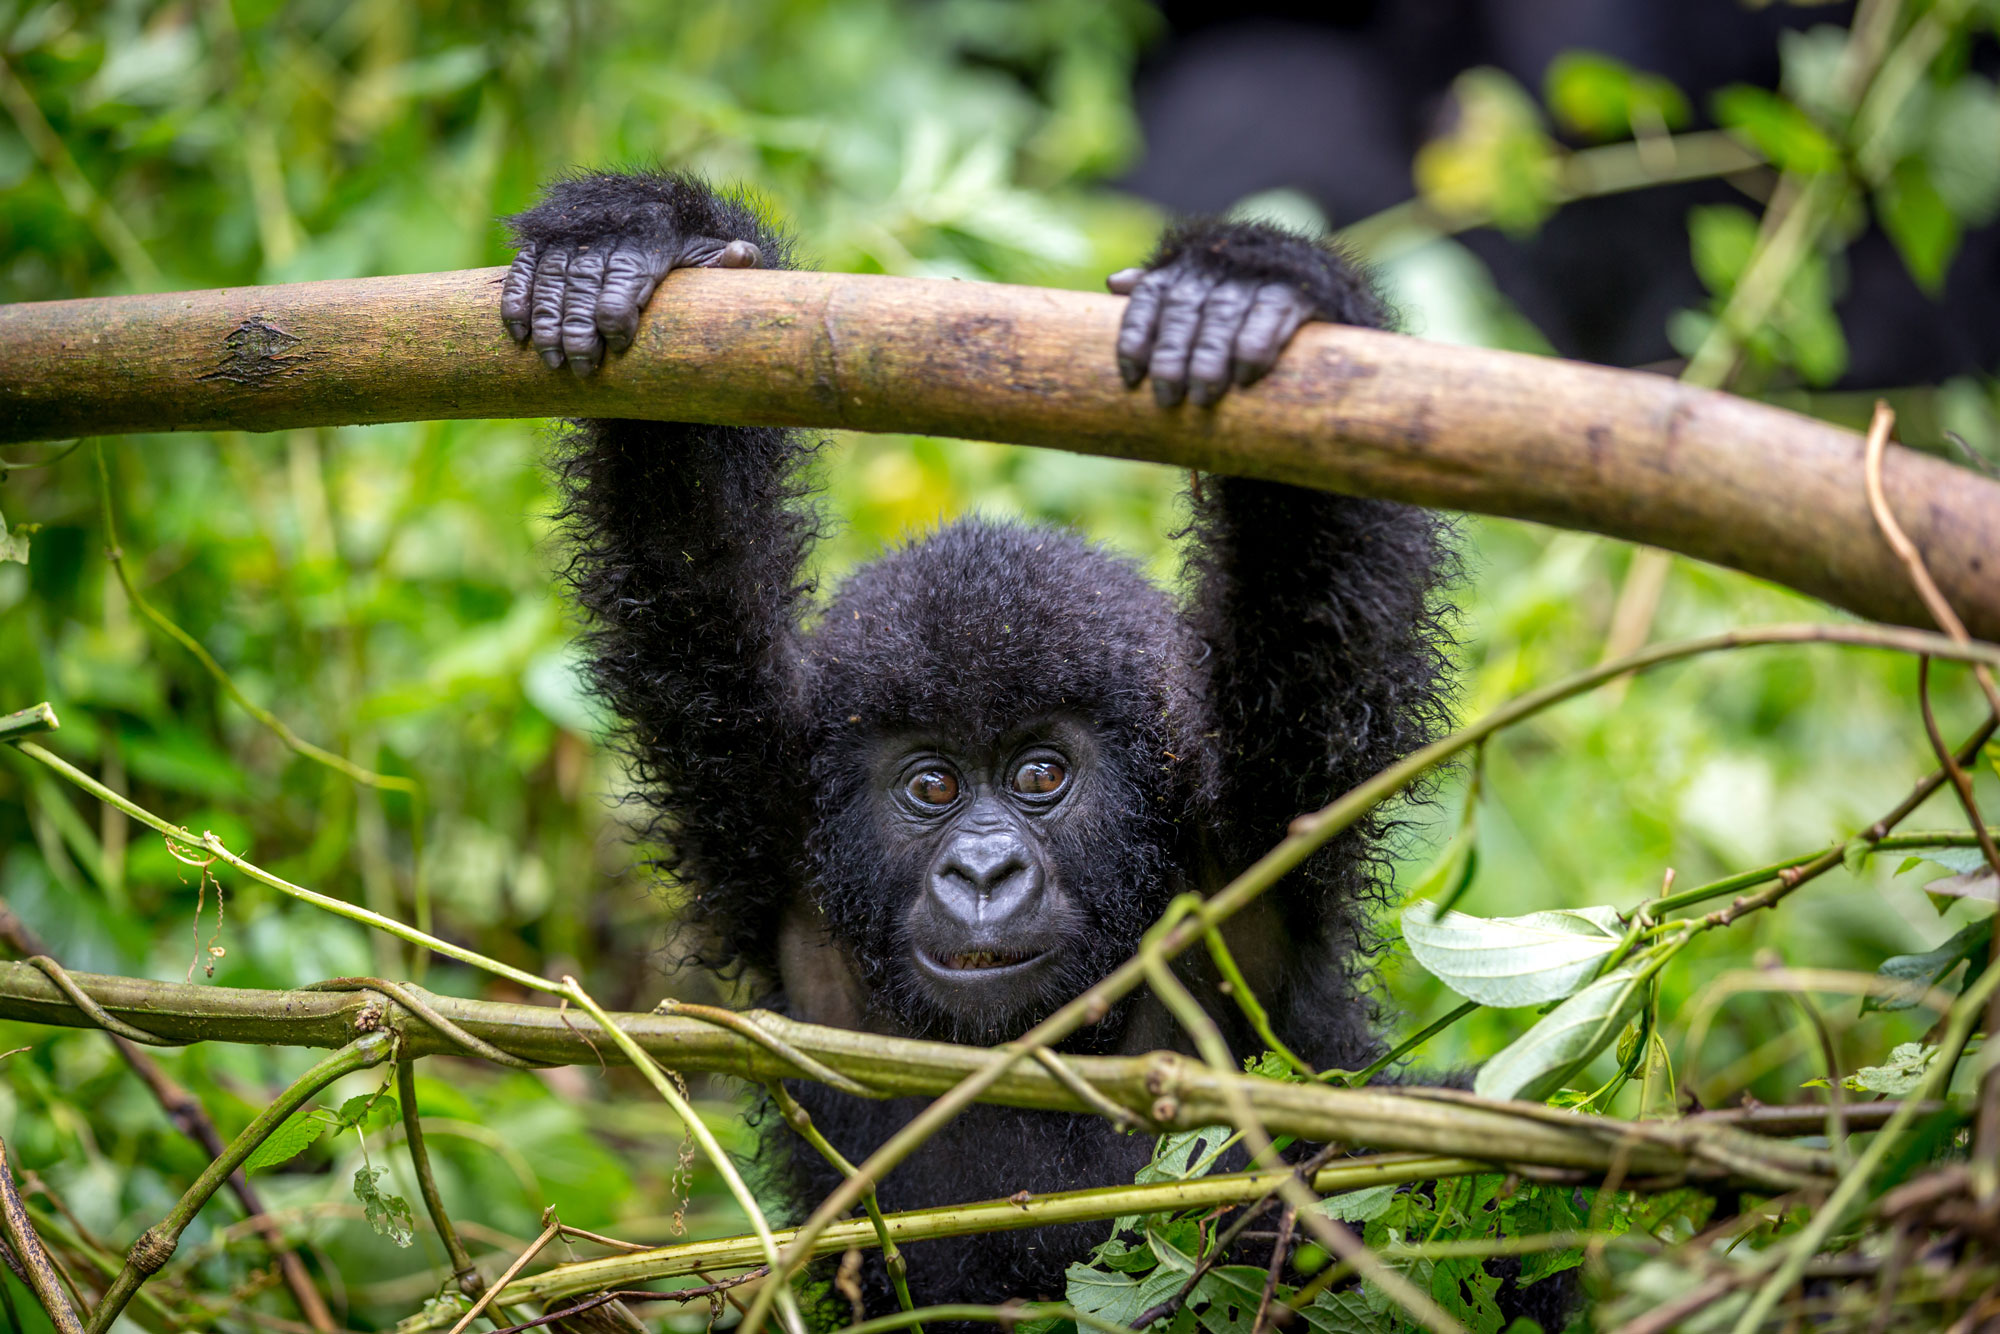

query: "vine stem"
(94, 443), (418, 798)
(558, 981), (808, 1334)
(85, 1033), (394, 1334)
(735, 618), (2000, 1334)
(12, 739), (553, 996)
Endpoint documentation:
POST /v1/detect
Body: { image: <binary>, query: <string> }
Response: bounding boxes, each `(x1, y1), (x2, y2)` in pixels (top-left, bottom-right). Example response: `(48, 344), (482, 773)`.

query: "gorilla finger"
(1105, 267), (1145, 296)
(529, 247), (574, 369)
(561, 246), (612, 376)
(596, 242), (665, 353)
(1115, 270), (1172, 388)
(1232, 285), (1315, 386)
(1186, 279), (1258, 406)
(1146, 269), (1220, 406)
(501, 245), (539, 342)
(718, 239), (761, 268)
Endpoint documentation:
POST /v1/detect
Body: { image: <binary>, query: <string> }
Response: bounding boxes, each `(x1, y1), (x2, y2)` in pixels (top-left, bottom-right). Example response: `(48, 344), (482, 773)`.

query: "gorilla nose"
(929, 831), (1045, 928)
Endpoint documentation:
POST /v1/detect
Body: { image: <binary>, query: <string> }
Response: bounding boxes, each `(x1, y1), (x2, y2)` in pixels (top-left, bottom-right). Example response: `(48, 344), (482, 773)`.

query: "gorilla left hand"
(1110, 220), (1389, 408)
(1109, 260), (1315, 409)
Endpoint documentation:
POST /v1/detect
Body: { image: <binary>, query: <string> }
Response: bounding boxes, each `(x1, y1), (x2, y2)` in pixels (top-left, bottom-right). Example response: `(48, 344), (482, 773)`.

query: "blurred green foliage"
(1, 1), (1997, 1330)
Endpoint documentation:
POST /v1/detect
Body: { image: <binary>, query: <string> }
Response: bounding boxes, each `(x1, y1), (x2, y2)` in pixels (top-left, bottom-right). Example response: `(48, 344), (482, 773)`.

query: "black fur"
(517, 171), (1458, 1310)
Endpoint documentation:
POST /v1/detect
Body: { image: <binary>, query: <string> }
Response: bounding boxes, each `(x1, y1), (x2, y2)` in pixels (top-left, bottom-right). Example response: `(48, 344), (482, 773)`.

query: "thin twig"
(1250, 1205), (1296, 1334)
(0, 1137), (84, 1334)
(398, 1059), (485, 1302)
(444, 1216), (559, 1334)
(764, 1081), (921, 1324)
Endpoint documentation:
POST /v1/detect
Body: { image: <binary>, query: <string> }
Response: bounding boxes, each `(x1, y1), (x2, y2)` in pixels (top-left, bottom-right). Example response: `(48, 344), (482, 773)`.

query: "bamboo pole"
(1, 268), (1996, 639)
(0, 962), (1836, 1191)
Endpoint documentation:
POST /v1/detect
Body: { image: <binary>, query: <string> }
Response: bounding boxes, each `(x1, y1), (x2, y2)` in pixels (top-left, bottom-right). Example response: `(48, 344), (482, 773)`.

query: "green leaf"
(1312, 1183), (1399, 1224)
(1927, 76), (2000, 223)
(1474, 968), (1649, 1101)
(0, 508), (32, 566)
(352, 1164), (415, 1247)
(1867, 918), (1994, 1011)
(1303, 1289), (1398, 1334)
(1877, 163), (1961, 294)
(337, 1092), (400, 1135)
(1846, 1041), (1936, 1096)
(1544, 51), (1689, 141)
(1402, 901), (1624, 1007)
(1712, 84), (1839, 175)
(243, 1108), (329, 1172)
(1065, 1257), (1184, 1328)
(1898, 846), (1993, 876)
(1432, 1254), (1505, 1334)
(1413, 68), (1562, 235)
(1136, 1125), (1232, 1184)
(1687, 204), (1761, 298)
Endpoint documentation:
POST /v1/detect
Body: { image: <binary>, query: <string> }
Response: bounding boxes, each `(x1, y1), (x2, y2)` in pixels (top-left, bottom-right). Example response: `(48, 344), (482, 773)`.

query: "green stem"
(94, 444), (416, 798)
(557, 981), (807, 1334)
(396, 1153), (1481, 1327)
(86, 1033), (394, 1334)
(1330, 1001), (1480, 1088)
(1202, 925), (1314, 1080)
(398, 1058), (486, 1300)
(13, 739), (553, 995)
(0, 703), (58, 744)
(765, 1082), (921, 1326)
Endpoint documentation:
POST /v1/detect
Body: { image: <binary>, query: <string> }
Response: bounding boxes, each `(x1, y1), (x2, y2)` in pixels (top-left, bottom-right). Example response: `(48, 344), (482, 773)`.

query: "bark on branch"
(0, 961), (1838, 1192)
(1, 268), (1996, 638)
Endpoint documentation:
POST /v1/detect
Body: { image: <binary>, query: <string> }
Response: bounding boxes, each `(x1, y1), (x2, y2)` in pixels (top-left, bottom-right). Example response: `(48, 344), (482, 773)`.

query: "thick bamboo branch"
(2, 269), (1997, 638)
(0, 962), (1832, 1191)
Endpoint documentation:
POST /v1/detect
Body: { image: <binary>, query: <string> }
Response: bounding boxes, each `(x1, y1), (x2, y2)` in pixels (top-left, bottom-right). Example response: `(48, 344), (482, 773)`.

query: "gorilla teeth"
(942, 949), (1031, 971)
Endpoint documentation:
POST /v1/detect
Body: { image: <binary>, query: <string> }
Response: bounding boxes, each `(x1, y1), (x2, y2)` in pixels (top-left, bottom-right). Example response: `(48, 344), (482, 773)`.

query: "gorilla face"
(811, 713), (1176, 1044)
(893, 725), (1091, 1018)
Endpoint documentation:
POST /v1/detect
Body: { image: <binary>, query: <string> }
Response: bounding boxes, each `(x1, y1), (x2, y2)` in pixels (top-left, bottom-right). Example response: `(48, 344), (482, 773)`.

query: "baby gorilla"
(504, 170), (1455, 1311)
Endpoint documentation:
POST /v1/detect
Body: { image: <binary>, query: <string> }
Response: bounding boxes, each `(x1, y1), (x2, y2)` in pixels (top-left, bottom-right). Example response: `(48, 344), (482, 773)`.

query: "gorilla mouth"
(926, 947), (1042, 973)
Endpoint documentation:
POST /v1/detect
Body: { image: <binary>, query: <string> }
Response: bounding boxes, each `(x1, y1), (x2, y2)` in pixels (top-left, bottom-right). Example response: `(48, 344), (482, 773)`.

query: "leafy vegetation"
(2, 2), (1999, 1332)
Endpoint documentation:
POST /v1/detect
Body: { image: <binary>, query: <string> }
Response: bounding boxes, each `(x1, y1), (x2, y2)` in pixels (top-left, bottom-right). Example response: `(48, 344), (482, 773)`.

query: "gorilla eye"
(907, 769), (959, 807)
(1012, 759), (1067, 796)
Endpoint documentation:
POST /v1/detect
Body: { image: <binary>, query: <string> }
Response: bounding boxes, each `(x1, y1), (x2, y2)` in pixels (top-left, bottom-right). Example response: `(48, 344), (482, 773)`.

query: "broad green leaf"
(1065, 1257), (1184, 1328)
(353, 1165), (415, 1247)
(1868, 918), (1995, 1012)
(1136, 1125), (1232, 1184)
(1413, 68), (1562, 234)
(244, 1108), (328, 1172)
(1898, 846), (1992, 875)
(1544, 51), (1689, 140)
(1927, 76), (2000, 223)
(337, 1092), (400, 1134)
(1188, 1265), (1281, 1334)
(1402, 901), (1624, 1006)
(1474, 968), (1649, 1101)
(1877, 164), (1960, 294)
(1432, 1254), (1505, 1334)
(1303, 1289), (1398, 1334)
(1687, 204), (1760, 297)
(1712, 84), (1839, 175)
(1312, 1183), (1399, 1224)
(1846, 1041), (1936, 1096)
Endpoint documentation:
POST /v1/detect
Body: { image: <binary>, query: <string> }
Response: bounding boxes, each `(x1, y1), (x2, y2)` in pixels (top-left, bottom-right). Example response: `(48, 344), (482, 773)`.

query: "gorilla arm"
(1117, 220), (1459, 1064)
(505, 171), (818, 977)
